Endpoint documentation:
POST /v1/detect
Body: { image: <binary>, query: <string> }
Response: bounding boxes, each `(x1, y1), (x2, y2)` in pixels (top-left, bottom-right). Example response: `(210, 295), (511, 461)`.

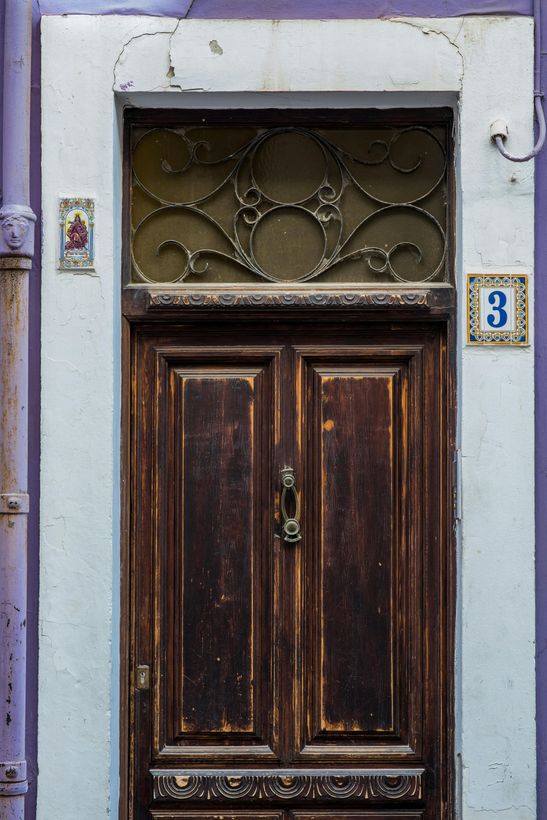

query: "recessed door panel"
(314, 364), (400, 735)
(177, 371), (259, 736)
(148, 345), (281, 763)
(291, 814), (424, 820)
(151, 813), (284, 820)
(296, 348), (421, 762)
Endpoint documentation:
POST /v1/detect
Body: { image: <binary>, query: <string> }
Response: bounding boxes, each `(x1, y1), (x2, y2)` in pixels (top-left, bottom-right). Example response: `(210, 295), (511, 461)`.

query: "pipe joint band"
(0, 781), (29, 796)
(0, 493), (29, 514)
(0, 256), (32, 271)
(0, 761), (27, 793)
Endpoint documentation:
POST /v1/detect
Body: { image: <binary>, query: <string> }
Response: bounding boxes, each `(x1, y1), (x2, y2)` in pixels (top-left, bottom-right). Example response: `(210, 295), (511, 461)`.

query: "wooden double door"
(128, 315), (453, 820)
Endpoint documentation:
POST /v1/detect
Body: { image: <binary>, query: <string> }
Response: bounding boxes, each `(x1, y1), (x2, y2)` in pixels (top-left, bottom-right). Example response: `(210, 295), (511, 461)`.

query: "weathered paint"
(39, 14), (536, 820)
(0, 4), (41, 819)
(0, 259), (30, 820)
(0, 1), (35, 819)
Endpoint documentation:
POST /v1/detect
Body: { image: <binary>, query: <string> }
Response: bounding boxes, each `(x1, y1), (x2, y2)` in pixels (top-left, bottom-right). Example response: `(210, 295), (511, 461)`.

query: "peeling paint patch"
(209, 38), (223, 55)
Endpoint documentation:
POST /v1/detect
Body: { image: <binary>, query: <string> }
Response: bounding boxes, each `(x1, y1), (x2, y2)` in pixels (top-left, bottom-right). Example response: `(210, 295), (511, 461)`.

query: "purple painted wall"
(27, 1), (40, 815)
(10, 1), (542, 819)
(536, 3), (547, 817)
(38, 0), (534, 17)
(0, 0), (39, 817)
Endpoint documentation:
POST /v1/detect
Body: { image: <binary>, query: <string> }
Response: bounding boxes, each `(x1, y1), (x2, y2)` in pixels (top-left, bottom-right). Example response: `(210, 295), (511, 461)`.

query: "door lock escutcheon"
(135, 664), (150, 690)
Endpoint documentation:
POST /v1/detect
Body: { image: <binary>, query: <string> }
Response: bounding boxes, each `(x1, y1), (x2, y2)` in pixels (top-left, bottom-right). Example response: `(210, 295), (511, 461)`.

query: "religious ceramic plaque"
(467, 273), (528, 345)
(59, 197), (95, 270)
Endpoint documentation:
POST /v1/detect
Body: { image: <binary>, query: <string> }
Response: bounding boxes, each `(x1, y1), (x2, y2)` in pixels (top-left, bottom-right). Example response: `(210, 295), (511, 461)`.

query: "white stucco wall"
(40, 15), (536, 819)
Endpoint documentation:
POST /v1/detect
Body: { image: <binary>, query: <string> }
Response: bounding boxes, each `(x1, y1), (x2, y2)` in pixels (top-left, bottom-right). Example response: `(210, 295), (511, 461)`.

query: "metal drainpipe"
(491, 0), (546, 161)
(0, 1), (36, 818)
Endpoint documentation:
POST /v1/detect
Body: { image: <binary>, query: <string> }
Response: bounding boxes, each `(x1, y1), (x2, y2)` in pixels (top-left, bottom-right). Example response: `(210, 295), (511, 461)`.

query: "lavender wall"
(12, 1), (542, 819)
(27, 2), (40, 815)
(38, 0), (534, 16)
(0, 0), (39, 817)
(536, 4), (547, 817)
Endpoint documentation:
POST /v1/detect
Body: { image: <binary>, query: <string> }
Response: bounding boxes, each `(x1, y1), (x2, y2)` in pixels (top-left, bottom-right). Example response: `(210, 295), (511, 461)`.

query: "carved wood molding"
(145, 291), (430, 310)
(151, 768), (424, 802)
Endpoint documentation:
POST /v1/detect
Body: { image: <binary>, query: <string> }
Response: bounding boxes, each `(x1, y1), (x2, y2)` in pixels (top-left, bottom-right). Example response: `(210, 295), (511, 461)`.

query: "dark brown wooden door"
(129, 317), (453, 820)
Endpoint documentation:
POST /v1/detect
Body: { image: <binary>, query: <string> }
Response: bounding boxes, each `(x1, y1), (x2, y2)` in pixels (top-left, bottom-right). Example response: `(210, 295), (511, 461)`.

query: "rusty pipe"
(0, 1), (36, 819)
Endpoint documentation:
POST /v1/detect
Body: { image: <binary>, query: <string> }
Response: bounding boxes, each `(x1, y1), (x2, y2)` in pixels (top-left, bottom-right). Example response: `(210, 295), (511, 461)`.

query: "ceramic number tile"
(467, 273), (528, 346)
(59, 197), (95, 270)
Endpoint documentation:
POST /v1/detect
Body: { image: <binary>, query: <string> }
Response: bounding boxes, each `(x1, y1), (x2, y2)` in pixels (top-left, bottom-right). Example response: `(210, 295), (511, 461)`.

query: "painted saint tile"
(59, 197), (95, 270)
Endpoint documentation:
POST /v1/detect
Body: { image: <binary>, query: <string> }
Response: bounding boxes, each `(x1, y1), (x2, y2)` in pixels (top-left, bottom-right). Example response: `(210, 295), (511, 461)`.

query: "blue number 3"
(487, 290), (508, 328)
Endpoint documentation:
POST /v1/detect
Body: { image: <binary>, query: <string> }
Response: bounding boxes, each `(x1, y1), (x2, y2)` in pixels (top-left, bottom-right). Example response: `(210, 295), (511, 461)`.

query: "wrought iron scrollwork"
(131, 124), (448, 285)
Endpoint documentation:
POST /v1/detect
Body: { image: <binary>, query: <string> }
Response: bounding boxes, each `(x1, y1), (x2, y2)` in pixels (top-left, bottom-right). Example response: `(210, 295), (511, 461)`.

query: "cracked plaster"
(112, 18), (465, 94)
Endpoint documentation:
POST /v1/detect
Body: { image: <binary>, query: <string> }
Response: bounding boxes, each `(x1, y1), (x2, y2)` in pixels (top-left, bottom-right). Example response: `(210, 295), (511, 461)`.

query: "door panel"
(317, 367), (397, 734)
(176, 370), (260, 735)
(150, 345), (282, 762)
(150, 814), (422, 820)
(296, 349), (420, 761)
(150, 814), (284, 820)
(291, 814), (424, 819)
(130, 321), (452, 819)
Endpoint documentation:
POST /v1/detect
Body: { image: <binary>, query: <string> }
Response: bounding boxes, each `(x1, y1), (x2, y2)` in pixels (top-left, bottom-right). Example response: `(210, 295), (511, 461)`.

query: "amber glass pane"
(130, 122), (449, 285)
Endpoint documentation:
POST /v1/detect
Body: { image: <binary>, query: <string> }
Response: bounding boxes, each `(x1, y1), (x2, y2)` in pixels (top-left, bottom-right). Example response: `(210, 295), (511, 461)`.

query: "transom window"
(128, 111), (452, 286)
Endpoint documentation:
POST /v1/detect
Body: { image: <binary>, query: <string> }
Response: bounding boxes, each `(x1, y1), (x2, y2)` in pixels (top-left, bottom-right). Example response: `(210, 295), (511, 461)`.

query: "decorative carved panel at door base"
(152, 769), (424, 802)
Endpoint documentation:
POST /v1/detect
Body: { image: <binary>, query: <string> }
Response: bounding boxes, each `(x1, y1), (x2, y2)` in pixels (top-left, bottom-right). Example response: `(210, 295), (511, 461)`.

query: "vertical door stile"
(277, 337), (298, 765)
(294, 342), (305, 764)
(271, 342), (283, 764)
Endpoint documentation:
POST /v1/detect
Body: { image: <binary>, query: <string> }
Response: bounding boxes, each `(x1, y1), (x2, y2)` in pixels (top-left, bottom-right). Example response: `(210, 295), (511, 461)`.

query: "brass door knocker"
(280, 466), (301, 543)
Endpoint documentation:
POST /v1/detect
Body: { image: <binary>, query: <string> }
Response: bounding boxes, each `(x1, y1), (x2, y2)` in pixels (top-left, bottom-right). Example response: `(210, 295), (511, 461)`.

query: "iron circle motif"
(132, 128), (196, 205)
(248, 205), (328, 282)
(369, 126), (448, 205)
(250, 129), (333, 206)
